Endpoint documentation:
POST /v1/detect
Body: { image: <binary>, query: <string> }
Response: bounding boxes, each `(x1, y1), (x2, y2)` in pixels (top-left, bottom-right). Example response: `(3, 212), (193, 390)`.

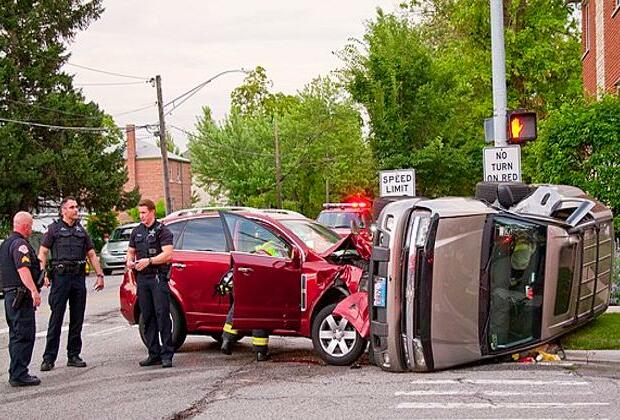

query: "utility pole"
(155, 74), (173, 214)
(274, 117), (282, 208)
(490, 0), (508, 147)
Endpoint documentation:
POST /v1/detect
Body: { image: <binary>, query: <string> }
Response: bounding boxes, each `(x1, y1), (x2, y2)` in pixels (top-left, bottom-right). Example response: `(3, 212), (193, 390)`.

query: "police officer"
(126, 199), (174, 368)
(1, 212), (42, 386)
(38, 197), (105, 371)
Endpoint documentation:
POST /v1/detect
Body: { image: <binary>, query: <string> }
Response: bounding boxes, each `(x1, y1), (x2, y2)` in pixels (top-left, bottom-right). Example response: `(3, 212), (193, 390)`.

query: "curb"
(564, 350), (620, 365)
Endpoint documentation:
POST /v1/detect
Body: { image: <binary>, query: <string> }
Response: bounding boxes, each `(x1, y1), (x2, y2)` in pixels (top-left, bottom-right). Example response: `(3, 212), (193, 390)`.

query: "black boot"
(221, 338), (233, 355)
(256, 350), (270, 362)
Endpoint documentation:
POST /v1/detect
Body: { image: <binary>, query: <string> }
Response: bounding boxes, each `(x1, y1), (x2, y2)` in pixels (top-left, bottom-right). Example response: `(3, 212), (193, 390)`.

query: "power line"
(75, 81), (149, 87)
(66, 62), (150, 81)
(112, 102), (157, 117)
(0, 116), (152, 132)
(168, 124), (272, 157)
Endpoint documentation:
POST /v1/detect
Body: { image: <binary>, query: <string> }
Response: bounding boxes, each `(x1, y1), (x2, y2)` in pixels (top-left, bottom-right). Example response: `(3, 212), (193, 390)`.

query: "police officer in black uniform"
(126, 199), (174, 368)
(38, 197), (105, 371)
(0, 212), (42, 386)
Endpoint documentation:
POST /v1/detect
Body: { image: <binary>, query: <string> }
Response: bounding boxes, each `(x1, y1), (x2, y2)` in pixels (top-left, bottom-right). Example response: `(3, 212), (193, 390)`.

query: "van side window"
(488, 217), (546, 351)
(179, 218), (227, 252)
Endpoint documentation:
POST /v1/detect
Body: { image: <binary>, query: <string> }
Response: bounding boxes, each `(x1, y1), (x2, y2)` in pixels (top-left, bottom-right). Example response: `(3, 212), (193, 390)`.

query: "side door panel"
(219, 212), (302, 331)
(168, 217), (231, 329)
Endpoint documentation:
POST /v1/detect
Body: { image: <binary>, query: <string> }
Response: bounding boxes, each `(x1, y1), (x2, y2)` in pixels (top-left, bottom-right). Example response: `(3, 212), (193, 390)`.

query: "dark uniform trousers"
(4, 291), (35, 380)
(137, 273), (174, 360)
(222, 304), (269, 354)
(43, 272), (87, 362)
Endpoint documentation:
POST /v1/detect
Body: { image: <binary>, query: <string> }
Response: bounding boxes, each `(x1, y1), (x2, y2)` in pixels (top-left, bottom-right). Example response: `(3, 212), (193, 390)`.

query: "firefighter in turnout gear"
(1, 212), (42, 386)
(38, 197), (105, 372)
(126, 199), (174, 368)
(218, 239), (278, 361)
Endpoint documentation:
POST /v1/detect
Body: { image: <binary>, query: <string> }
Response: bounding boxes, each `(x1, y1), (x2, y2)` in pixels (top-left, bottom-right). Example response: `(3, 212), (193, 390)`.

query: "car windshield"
(317, 211), (364, 229)
(109, 226), (134, 242)
(280, 219), (342, 254)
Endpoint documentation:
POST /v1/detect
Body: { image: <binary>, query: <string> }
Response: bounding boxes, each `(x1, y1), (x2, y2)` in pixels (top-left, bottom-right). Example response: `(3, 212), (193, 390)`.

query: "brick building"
(582, 0), (620, 95)
(124, 125), (192, 211)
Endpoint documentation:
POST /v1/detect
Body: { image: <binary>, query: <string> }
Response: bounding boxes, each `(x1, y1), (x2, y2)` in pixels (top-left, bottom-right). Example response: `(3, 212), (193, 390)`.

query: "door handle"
(237, 267), (253, 275)
(172, 263), (186, 269)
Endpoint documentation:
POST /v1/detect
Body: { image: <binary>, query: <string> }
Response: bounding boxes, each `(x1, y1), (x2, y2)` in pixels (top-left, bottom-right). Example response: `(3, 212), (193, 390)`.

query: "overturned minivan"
(343, 183), (614, 372)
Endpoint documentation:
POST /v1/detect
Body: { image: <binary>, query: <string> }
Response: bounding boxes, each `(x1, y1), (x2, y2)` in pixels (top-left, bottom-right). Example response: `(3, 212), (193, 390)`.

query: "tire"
(475, 182), (533, 205)
(139, 300), (187, 351)
(311, 302), (367, 366)
(103, 268), (113, 276)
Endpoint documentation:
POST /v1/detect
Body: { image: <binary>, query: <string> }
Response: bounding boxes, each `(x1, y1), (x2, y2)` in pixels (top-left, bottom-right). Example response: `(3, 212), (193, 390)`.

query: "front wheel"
(139, 301), (187, 351)
(311, 302), (367, 366)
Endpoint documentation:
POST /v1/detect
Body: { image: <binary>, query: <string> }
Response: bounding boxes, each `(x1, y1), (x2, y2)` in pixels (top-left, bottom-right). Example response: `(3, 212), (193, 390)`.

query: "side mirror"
(290, 247), (302, 268)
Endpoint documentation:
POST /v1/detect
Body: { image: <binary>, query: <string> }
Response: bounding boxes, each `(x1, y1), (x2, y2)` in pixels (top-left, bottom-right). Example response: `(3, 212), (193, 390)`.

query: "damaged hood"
(318, 232), (372, 260)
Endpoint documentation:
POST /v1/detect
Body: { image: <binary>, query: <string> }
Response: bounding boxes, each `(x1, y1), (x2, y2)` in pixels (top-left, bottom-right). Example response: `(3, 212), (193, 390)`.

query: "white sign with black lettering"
(483, 146), (521, 182)
(380, 169), (415, 197)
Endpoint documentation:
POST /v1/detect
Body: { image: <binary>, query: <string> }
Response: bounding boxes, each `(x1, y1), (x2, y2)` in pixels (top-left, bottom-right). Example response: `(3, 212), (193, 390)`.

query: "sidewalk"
(563, 305), (620, 366)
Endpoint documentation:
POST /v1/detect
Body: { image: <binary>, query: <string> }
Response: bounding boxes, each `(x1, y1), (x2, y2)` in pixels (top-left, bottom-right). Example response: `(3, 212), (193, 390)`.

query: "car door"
(220, 212), (302, 331)
(169, 216), (231, 326)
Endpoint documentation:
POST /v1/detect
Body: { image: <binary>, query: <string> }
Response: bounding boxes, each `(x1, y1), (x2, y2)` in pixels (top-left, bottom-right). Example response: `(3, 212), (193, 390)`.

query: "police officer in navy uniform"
(38, 197), (105, 371)
(126, 199), (174, 368)
(0, 212), (42, 386)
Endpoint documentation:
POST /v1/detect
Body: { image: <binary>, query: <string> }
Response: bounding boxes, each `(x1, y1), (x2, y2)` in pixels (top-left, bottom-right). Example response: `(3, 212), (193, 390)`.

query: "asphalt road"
(1, 273), (619, 419)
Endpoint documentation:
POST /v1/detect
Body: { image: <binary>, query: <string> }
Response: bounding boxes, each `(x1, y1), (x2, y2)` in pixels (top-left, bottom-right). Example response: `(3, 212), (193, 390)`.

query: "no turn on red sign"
(483, 146), (522, 182)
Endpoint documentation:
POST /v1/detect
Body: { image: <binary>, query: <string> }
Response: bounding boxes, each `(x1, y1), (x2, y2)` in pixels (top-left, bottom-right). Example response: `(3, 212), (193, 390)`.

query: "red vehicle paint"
(119, 209), (369, 365)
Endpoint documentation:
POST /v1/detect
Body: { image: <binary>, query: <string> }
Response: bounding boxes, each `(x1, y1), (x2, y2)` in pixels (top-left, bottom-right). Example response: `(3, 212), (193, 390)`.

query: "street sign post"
(380, 169), (415, 197)
(483, 146), (521, 182)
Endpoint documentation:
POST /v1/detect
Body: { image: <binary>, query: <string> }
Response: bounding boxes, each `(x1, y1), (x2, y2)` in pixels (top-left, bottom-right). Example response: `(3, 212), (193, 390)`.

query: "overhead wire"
(66, 62), (150, 81)
(0, 116), (152, 132)
(3, 98), (156, 120)
(75, 81), (149, 87)
(168, 124), (272, 157)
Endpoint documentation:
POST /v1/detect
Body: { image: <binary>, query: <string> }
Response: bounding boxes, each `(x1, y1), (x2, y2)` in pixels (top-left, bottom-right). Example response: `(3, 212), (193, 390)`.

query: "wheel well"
(310, 287), (348, 328)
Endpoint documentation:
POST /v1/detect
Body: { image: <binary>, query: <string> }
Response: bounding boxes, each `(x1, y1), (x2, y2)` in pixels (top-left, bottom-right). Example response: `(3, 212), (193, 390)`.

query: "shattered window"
(488, 217), (546, 351)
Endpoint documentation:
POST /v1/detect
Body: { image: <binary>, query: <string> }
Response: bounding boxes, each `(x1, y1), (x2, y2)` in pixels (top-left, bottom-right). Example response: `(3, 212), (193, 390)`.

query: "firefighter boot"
(221, 338), (234, 355)
(256, 350), (270, 362)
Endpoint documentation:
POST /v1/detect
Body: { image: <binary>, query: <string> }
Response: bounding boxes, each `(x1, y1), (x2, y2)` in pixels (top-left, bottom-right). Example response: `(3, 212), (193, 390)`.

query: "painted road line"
(395, 390), (594, 396)
(409, 379), (590, 386)
(396, 402), (609, 409)
(88, 325), (127, 337)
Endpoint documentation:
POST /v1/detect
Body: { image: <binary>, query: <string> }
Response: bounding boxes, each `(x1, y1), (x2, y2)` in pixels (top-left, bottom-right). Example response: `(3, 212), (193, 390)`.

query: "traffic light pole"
(490, 0), (507, 147)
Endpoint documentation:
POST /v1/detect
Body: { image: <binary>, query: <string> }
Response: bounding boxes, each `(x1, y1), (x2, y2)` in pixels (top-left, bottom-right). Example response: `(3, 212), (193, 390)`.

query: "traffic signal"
(507, 110), (537, 144)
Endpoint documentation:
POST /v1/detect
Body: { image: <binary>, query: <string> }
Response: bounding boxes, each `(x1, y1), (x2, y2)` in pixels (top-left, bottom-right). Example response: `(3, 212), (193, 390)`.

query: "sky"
(65, 0), (402, 151)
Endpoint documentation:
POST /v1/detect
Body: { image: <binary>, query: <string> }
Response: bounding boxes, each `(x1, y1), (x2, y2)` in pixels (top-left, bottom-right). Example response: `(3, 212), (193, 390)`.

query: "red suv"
(120, 209), (369, 365)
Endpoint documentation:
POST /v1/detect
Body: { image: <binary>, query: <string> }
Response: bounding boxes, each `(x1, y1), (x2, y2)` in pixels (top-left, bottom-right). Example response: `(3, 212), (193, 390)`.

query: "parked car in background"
(336, 183), (614, 372)
(316, 202), (373, 238)
(100, 223), (138, 275)
(119, 209), (370, 365)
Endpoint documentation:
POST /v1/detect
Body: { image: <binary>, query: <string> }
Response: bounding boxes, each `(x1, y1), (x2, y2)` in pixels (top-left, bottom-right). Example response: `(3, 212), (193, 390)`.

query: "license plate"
(373, 277), (387, 307)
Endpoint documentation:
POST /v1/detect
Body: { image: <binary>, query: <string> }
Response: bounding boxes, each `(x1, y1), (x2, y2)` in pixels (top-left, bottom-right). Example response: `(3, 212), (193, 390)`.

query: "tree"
(0, 1), (129, 222)
(339, 1), (583, 196)
(190, 71), (376, 217)
(527, 95), (620, 230)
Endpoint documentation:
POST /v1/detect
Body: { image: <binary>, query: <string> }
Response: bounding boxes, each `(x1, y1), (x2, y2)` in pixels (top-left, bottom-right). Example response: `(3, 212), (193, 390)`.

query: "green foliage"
(339, 1), (582, 197)
(527, 95), (620, 230)
(612, 249), (620, 305)
(190, 71), (376, 217)
(0, 1), (128, 226)
(126, 199), (167, 222)
(86, 211), (120, 252)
